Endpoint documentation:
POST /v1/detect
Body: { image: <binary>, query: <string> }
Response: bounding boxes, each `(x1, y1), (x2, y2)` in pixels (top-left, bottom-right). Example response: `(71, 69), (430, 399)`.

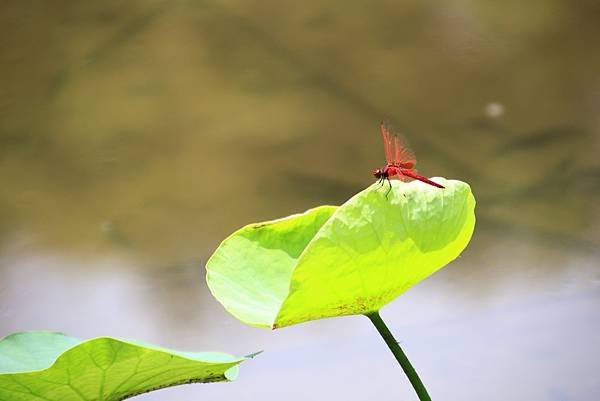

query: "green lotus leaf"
(206, 178), (475, 329)
(0, 331), (252, 401)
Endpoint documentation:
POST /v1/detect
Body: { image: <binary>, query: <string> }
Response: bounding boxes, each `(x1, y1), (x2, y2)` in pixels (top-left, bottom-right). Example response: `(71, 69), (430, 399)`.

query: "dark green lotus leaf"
(0, 331), (251, 401)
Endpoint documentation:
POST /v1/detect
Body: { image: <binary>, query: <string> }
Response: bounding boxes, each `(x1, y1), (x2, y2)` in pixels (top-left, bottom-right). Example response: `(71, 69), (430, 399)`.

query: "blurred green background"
(1, 1), (599, 400)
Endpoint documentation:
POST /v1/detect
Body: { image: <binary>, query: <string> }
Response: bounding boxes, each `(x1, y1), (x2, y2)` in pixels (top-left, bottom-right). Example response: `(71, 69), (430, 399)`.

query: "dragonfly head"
(372, 168), (385, 179)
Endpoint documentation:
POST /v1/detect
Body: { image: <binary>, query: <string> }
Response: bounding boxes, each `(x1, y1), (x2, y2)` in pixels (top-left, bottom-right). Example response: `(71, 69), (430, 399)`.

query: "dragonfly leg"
(385, 178), (392, 198)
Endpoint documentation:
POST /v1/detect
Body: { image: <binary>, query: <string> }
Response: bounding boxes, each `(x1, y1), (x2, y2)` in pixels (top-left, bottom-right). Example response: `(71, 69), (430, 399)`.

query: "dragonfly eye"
(372, 168), (382, 178)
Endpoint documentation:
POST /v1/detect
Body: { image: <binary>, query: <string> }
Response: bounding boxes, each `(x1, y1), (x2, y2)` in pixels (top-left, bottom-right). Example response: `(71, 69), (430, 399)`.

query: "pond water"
(1, 1), (599, 400)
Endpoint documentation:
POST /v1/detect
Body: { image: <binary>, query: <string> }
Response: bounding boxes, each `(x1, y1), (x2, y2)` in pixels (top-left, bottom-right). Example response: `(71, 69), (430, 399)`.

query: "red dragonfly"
(373, 122), (444, 196)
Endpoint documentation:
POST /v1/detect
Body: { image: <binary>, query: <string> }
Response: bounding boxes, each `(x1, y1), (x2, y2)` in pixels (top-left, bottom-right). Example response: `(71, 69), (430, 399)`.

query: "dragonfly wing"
(394, 135), (416, 168)
(381, 121), (416, 168)
(395, 168), (416, 182)
(401, 169), (444, 188)
(389, 175), (413, 182)
(380, 122), (394, 165)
